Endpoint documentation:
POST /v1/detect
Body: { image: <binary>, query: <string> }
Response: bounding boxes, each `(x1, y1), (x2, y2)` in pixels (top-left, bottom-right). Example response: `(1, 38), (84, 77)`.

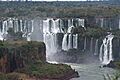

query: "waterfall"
(14, 20), (19, 33)
(99, 34), (114, 64)
(20, 20), (23, 32)
(119, 19), (120, 29)
(2, 21), (7, 34)
(101, 18), (104, 28)
(99, 44), (104, 62)
(43, 19), (50, 34)
(67, 26), (74, 33)
(0, 32), (4, 40)
(78, 19), (84, 27)
(68, 19), (72, 27)
(94, 39), (98, 55)
(62, 33), (68, 51)
(61, 19), (82, 51)
(8, 19), (13, 28)
(27, 33), (31, 41)
(43, 18), (59, 58)
(84, 37), (87, 50)
(26, 20), (34, 41)
(68, 19), (74, 27)
(54, 19), (60, 33)
(62, 33), (78, 50)
(90, 38), (93, 53)
(73, 34), (78, 49)
(68, 34), (73, 49)
(44, 33), (57, 58)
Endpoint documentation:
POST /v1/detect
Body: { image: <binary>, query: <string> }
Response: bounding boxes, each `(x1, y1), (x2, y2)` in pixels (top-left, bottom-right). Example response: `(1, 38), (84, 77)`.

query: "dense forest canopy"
(0, 1), (119, 18)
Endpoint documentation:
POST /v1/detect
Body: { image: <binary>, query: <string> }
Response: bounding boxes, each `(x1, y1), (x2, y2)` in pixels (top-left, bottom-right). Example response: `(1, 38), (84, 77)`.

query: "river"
(69, 63), (117, 80)
(48, 61), (117, 80)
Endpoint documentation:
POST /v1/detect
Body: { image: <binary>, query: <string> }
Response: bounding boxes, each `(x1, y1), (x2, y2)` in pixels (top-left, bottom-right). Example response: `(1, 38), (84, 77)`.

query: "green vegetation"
(84, 27), (107, 38)
(72, 26), (120, 39)
(72, 26), (108, 38)
(0, 1), (119, 18)
(17, 62), (72, 79)
(0, 62), (75, 80)
(0, 41), (78, 80)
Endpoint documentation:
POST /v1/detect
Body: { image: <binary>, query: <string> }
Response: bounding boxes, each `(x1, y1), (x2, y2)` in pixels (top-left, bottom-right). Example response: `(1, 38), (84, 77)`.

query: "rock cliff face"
(0, 41), (46, 73)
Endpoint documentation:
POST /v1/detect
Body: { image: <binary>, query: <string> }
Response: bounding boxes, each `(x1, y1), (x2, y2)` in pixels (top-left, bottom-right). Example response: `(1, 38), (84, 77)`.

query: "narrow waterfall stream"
(94, 39), (99, 55)
(62, 33), (68, 51)
(99, 34), (114, 65)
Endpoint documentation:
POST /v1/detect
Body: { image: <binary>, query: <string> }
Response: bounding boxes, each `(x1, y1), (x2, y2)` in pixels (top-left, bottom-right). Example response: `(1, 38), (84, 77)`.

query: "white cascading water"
(54, 19), (61, 33)
(99, 34), (114, 64)
(101, 18), (104, 28)
(62, 18), (85, 51)
(26, 20), (34, 41)
(2, 21), (7, 33)
(62, 33), (68, 51)
(0, 18), (35, 41)
(43, 18), (61, 58)
(62, 33), (78, 50)
(8, 19), (13, 28)
(43, 33), (57, 57)
(84, 37), (87, 50)
(20, 20), (23, 32)
(78, 19), (84, 28)
(68, 34), (73, 49)
(73, 34), (78, 49)
(22, 20), (27, 38)
(94, 39), (98, 55)
(67, 26), (74, 33)
(0, 20), (8, 40)
(119, 19), (120, 29)
(14, 19), (19, 33)
(90, 38), (93, 53)
(62, 23), (75, 51)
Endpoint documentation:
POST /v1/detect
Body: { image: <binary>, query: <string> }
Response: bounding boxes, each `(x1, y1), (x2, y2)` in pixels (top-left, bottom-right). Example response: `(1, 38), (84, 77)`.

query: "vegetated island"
(0, 41), (79, 80)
